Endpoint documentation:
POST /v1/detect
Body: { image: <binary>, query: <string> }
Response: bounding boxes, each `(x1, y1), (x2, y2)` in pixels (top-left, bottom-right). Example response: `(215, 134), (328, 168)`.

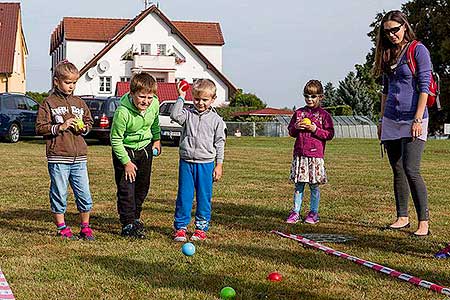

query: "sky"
(14, 0), (407, 108)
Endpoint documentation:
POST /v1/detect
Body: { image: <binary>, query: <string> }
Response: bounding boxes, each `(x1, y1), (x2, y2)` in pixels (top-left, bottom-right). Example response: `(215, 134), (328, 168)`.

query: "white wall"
(196, 45), (222, 71)
(66, 40), (107, 70)
(72, 12), (230, 105)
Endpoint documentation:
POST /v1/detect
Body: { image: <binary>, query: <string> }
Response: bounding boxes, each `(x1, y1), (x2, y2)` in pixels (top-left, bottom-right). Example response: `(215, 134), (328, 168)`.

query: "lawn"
(0, 137), (449, 300)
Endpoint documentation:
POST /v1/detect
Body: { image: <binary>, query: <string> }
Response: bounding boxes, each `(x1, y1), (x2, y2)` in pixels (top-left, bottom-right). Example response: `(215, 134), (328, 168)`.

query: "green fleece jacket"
(110, 93), (160, 164)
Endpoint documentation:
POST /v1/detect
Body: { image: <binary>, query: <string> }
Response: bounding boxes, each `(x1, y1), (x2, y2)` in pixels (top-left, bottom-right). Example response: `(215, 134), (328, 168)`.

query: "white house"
(49, 5), (236, 106)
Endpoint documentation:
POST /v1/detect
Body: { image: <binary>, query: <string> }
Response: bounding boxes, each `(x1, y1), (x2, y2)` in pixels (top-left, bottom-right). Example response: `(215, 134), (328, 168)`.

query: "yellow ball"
(301, 118), (311, 125)
(75, 119), (85, 131)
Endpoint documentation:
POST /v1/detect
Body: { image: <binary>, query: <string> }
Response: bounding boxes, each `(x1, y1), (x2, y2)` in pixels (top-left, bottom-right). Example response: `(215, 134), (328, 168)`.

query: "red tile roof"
(232, 108), (294, 116)
(0, 3), (20, 73)
(116, 81), (193, 101)
(50, 18), (129, 53)
(172, 21), (224, 46)
(50, 18), (224, 53)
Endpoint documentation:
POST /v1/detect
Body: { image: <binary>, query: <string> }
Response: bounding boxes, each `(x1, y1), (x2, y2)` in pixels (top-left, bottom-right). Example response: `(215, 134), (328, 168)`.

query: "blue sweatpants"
(174, 159), (214, 231)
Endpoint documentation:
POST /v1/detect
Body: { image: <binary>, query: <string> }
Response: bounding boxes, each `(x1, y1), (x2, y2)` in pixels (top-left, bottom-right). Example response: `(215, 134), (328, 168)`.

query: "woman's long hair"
(373, 10), (416, 77)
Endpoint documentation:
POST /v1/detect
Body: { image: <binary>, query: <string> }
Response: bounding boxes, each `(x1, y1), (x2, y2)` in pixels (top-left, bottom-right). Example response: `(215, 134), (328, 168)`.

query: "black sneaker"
(121, 224), (135, 237)
(133, 219), (146, 239)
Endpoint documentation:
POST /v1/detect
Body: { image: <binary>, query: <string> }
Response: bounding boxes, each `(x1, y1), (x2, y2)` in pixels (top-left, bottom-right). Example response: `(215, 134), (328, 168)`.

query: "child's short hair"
(303, 80), (324, 95)
(54, 60), (79, 79)
(130, 72), (158, 94)
(192, 79), (217, 97)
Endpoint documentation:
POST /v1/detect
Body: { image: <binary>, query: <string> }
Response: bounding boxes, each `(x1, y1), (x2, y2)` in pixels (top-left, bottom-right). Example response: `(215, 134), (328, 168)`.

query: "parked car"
(0, 93), (40, 143)
(159, 100), (227, 146)
(80, 96), (121, 144)
(159, 100), (194, 145)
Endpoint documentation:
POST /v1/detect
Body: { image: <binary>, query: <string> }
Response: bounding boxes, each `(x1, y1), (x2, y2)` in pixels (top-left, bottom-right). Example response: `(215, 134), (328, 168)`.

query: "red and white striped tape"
(0, 269), (15, 300)
(272, 230), (450, 296)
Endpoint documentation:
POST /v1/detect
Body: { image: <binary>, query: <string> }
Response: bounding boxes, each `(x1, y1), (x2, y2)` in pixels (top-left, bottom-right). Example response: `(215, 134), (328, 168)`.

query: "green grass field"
(0, 137), (449, 300)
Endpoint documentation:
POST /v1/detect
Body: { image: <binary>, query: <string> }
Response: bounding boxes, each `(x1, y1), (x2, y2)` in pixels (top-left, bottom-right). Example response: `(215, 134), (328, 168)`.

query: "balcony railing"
(132, 54), (176, 70)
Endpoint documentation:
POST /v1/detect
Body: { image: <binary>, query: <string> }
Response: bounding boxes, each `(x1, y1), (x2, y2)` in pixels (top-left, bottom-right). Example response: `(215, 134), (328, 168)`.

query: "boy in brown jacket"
(36, 61), (94, 240)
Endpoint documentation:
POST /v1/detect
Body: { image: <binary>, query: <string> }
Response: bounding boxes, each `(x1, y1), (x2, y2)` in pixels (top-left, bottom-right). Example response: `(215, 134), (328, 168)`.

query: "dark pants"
(384, 138), (428, 221)
(112, 143), (153, 225)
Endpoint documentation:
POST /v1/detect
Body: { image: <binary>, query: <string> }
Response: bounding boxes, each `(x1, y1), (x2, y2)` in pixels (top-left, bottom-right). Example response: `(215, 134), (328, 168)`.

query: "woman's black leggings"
(384, 138), (428, 221)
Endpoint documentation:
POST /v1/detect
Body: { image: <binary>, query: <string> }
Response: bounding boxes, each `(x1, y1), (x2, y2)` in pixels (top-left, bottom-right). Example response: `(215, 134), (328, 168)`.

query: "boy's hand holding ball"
(60, 117), (77, 132)
(177, 80), (189, 98)
(75, 118), (85, 133)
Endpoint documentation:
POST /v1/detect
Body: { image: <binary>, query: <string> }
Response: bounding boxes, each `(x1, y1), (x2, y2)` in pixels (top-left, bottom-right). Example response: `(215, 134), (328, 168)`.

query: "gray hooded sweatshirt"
(171, 97), (225, 163)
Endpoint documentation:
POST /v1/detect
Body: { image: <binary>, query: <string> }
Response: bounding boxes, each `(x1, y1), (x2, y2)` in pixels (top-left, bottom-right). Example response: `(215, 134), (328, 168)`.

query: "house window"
(120, 77), (131, 82)
(99, 76), (112, 93)
(156, 78), (165, 83)
(157, 44), (166, 56)
(140, 44), (151, 55)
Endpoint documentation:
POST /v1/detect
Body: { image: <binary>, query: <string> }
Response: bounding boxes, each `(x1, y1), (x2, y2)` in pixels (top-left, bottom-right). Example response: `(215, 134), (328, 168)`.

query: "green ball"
(220, 287), (236, 299)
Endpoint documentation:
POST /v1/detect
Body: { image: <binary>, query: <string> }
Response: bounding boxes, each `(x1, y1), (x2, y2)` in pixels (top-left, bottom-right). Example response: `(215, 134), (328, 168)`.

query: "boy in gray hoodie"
(171, 79), (226, 242)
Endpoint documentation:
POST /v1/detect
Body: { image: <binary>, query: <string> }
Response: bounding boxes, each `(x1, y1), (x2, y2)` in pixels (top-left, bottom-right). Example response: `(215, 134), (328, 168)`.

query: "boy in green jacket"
(110, 73), (161, 238)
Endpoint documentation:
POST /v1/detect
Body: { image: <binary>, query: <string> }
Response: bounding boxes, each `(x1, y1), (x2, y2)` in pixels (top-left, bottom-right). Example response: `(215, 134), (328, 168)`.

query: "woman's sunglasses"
(303, 94), (321, 100)
(383, 25), (403, 35)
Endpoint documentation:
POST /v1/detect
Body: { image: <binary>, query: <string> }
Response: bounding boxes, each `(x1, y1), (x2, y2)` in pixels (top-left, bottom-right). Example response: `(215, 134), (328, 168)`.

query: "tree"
(26, 91), (49, 104)
(355, 58), (381, 120)
(322, 82), (341, 107)
(229, 89), (266, 108)
(337, 72), (373, 118)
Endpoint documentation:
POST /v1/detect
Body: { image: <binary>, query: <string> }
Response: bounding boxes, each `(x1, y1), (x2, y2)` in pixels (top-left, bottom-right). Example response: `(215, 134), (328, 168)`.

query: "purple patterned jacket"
(288, 106), (334, 158)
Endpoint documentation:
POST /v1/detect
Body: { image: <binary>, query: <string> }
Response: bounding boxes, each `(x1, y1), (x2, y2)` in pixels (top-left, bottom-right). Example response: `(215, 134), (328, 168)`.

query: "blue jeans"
(48, 162), (93, 214)
(292, 182), (320, 214)
(174, 160), (214, 231)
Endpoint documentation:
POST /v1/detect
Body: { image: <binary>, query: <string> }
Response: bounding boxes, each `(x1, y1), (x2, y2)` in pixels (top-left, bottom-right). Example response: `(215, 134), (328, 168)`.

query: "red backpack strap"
(406, 40), (420, 76)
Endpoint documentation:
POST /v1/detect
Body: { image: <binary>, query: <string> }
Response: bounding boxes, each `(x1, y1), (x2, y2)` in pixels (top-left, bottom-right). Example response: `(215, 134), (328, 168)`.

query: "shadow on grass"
(82, 254), (343, 300)
(0, 207), (120, 234)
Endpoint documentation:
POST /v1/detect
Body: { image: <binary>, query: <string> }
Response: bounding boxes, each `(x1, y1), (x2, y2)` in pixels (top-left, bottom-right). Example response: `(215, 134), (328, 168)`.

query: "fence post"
(253, 122), (256, 137)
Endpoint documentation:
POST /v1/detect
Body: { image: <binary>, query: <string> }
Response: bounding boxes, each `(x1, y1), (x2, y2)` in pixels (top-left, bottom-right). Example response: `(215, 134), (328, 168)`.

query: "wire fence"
(226, 117), (378, 139)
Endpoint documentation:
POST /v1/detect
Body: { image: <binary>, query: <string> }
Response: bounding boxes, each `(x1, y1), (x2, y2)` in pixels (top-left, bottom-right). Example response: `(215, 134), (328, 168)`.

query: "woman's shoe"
(387, 223), (410, 230)
(412, 230), (431, 237)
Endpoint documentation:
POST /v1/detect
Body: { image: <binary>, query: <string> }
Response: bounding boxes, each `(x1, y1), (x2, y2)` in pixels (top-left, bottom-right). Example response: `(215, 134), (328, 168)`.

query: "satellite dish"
(98, 60), (110, 72)
(86, 68), (97, 79)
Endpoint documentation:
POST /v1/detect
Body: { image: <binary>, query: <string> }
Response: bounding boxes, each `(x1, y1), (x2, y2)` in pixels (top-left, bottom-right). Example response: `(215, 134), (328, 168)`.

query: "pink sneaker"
(57, 226), (77, 240)
(304, 211), (319, 224)
(286, 211), (300, 224)
(79, 226), (95, 241)
(190, 229), (207, 241)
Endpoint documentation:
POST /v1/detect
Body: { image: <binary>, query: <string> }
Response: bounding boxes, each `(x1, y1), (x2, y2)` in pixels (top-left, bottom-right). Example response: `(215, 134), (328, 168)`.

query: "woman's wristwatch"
(413, 118), (423, 124)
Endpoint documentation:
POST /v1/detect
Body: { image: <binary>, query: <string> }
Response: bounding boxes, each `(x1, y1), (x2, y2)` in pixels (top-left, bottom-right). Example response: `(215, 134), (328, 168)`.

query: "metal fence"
(226, 121), (289, 137)
(226, 115), (378, 138)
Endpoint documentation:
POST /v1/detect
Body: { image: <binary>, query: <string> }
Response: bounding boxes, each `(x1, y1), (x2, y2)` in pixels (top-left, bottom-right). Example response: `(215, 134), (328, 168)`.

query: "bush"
(215, 106), (273, 122)
(324, 105), (353, 116)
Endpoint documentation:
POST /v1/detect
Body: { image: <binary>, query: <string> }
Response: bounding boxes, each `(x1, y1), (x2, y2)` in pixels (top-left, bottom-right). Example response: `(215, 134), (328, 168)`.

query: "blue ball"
(152, 148), (159, 156)
(182, 242), (195, 256)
